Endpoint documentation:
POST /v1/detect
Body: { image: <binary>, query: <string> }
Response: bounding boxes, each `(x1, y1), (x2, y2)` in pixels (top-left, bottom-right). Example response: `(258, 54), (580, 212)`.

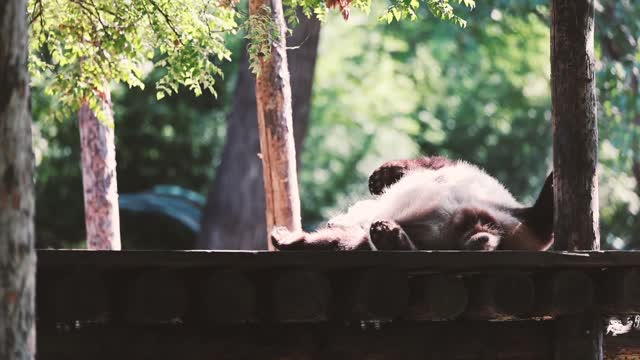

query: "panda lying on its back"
(271, 156), (554, 251)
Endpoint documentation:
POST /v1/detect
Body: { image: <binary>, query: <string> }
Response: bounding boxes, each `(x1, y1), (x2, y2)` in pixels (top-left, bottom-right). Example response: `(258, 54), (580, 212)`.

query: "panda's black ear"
(513, 172), (554, 242)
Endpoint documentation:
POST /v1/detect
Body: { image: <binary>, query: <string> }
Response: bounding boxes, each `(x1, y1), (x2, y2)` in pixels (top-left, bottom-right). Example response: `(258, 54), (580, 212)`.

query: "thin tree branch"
(145, 0), (183, 45)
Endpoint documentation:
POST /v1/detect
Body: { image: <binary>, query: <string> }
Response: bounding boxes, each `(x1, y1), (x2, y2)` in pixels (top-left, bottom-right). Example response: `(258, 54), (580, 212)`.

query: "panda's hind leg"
(369, 220), (417, 250)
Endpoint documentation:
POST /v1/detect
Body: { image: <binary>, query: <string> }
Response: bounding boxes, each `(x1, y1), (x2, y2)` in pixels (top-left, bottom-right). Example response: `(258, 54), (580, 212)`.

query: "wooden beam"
(200, 271), (256, 323)
(601, 268), (640, 314)
(38, 270), (110, 323)
(466, 271), (535, 320)
(535, 270), (595, 316)
(407, 274), (468, 320)
(339, 268), (408, 320)
(123, 270), (188, 324)
(271, 270), (331, 322)
(37, 321), (556, 360)
(36, 250), (640, 270)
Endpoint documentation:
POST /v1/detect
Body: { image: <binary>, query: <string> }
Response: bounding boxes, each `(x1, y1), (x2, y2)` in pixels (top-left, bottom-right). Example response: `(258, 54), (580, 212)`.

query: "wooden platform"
(37, 250), (640, 359)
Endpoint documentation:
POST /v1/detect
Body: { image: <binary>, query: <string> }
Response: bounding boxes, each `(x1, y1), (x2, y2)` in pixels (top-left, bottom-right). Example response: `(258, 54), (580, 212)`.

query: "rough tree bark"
(78, 88), (122, 250)
(551, 1), (602, 359)
(198, 13), (320, 250)
(551, 0), (599, 251)
(0, 0), (37, 358)
(250, 0), (301, 250)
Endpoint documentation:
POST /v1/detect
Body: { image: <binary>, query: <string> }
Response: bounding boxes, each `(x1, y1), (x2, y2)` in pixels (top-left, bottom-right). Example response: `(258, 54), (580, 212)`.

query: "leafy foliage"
(32, 60), (237, 248)
(283, 0), (473, 24)
(379, 0), (475, 26)
(242, 5), (283, 75)
(28, 0), (238, 119)
(593, 0), (640, 249)
(28, 0), (474, 118)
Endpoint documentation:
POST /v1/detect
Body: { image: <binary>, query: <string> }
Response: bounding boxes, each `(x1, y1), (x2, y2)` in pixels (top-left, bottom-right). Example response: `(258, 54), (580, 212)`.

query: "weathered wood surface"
(249, 0), (302, 249)
(551, 0), (601, 356)
(123, 270), (188, 324)
(271, 270), (330, 322)
(36, 250), (640, 269)
(466, 271), (535, 320)
(200, 271), (256, 323)
(36, 250), (640, 325)
(407, 274), (468, 320)
(601, 268), (640, 314)
(339, 268), (408, 320)
(36, 322), (639, 360)
(38, 322), (554, 360)
(551, 0), (599, 252)
(535, 270), (595, 316)
(37, 270), (109, 322)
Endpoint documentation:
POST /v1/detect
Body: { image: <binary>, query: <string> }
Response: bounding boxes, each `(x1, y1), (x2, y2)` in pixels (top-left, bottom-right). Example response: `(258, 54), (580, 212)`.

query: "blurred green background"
(32, 0), (640, 250)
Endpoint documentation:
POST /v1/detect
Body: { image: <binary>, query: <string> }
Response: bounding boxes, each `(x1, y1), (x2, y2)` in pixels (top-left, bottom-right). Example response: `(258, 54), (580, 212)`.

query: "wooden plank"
(123, 269), (188, 324)
(36, 323), (640, 360)
(199, 271), (256, 323)
(271, 270), (331, 322)
(36, 321), (555, 360)
(407, 274), (468, 321)
(36, 250), (640, 270)
(466, 271), (535, 320)
(338, 268), (408, 320)
(38, 269), (109, 323)
(601, 268), (640, 314)
(535, 270), (595, 316)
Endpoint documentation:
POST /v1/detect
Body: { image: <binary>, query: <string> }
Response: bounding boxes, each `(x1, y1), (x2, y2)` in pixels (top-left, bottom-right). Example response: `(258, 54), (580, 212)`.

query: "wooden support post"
(249, 0), (302, 249)
(551, 0), (602, 358)
(551, 0), (599, 250)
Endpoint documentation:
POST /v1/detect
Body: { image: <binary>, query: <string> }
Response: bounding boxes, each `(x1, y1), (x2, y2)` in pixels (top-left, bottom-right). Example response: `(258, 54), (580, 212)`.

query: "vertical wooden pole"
(0, 0), (37, 357)
(79, 86), (122, 250)
(551, 0), (602, 359)
(551, 0), (599, 251)
(249, 0), (302, 249)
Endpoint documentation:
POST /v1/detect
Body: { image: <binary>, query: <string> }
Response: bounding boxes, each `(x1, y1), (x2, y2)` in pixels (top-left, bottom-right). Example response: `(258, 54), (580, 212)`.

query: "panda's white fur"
(328, 162), (524, 249)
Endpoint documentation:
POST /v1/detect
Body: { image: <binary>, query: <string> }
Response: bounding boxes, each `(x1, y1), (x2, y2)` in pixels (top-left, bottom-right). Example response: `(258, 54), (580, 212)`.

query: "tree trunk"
(198, 12), (320, 250)
(551, 1), (602, 359)
(251, 0), (301, 250)
(551, 0), (599, 252)
(0, 0), (37, 358)
(78, 88), (121, 250)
